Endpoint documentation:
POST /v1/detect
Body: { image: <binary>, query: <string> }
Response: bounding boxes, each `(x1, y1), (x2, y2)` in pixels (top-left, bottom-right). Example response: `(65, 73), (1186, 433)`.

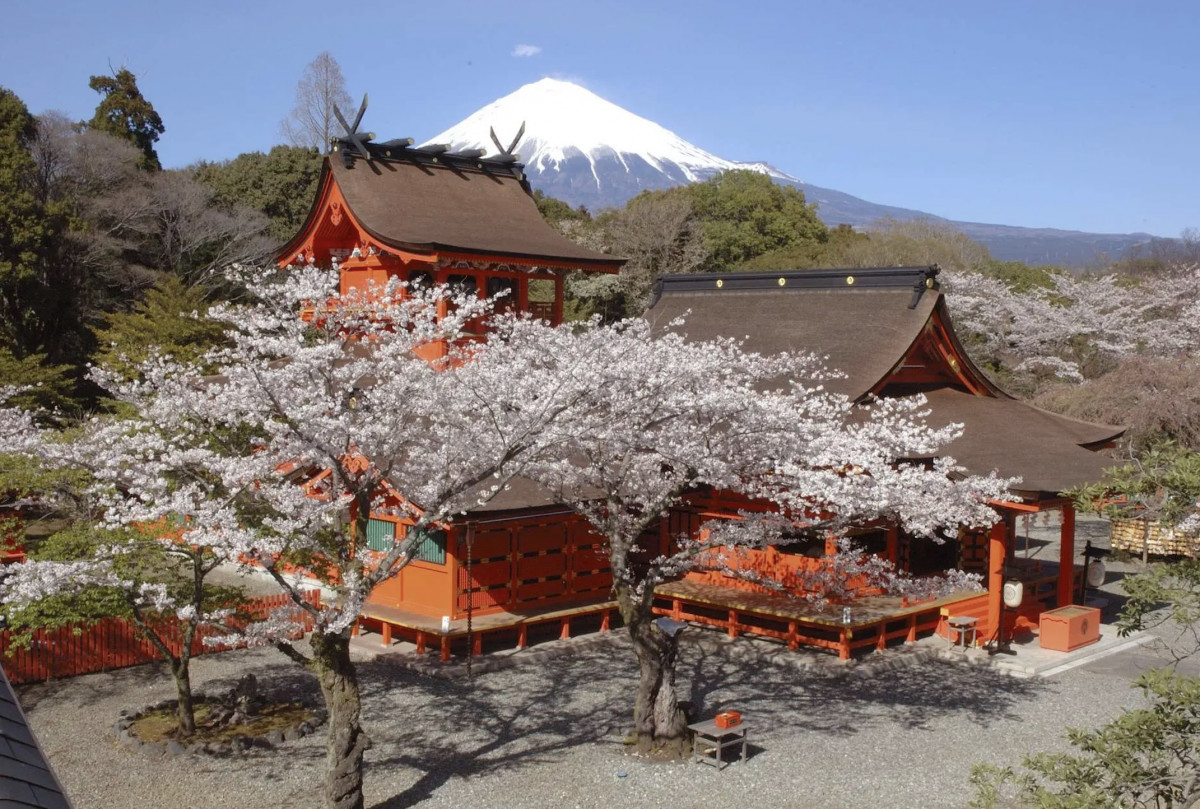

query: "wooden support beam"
(415, 631), (426, 655)
(906, 616), (917, 644)
(727, 609), (738, 639)
(600, 610), (610, 632)
(1058, 503), (1076, 608)
(440, 636), (450, 663)
(788, 620), (799, 650)
(987, 519), (1008, 646)
(673, 598), (682, 621)
(472, 633), (482, 656)
(351, 620), (360, 637)
(517, 624), (527, 649)
(381, 622), (392, 647)
(560, 616), (570, 640)
(838, 630), (850, 660)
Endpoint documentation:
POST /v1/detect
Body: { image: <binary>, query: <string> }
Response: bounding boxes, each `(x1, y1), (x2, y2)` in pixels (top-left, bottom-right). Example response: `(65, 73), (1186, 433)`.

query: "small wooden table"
(688, 718), (748, 769)
(946, 615), (979, 650)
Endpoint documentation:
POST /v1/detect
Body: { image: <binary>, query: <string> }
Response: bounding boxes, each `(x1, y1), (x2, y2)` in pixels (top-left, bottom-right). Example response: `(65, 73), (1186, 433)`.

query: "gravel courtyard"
(21, 623), (1152, 809)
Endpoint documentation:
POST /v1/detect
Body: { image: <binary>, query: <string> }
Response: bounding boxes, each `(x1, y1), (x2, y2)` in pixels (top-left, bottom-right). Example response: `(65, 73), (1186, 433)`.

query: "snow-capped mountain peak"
(423, 78), (797, 200)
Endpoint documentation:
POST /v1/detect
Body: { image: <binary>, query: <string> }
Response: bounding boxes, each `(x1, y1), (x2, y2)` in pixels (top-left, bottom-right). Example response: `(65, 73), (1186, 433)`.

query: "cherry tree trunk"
(311, 630), (372, 809)
(627, 612), (689, 756)
(170, 659), (196, 737)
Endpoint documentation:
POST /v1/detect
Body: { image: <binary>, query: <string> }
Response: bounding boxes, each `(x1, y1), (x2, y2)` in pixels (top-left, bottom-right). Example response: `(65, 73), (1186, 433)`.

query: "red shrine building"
(278, 135), (1122, 661)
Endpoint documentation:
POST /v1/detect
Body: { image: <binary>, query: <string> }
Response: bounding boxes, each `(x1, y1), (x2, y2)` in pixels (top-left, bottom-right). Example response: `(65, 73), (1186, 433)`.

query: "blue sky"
(3, 1), (1197, 237)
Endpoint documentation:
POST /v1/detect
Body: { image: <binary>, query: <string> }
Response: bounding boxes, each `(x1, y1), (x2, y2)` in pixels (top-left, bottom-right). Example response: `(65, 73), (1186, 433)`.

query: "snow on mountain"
(423, 78), (798, 203)
(422, 78), (1156, 266)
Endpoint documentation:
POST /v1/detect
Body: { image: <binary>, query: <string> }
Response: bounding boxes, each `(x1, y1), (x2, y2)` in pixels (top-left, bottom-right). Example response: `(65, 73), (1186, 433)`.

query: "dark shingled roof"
(0, 666), (72, 809)
(919, 388), (1122, 497)
(646, 267), (1124, 499)
(644, 268), (942, 400)
(320, 157), (623, 269)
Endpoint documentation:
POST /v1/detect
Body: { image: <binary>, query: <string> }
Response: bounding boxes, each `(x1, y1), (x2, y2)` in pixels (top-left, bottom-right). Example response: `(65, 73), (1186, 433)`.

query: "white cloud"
(512, 44), (542, 58)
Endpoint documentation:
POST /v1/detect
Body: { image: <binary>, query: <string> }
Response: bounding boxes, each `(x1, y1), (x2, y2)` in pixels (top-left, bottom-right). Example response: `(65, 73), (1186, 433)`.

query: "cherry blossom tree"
(523, 319), (1015, 753)
(942, 264), (1200, 391)
(1, 268), (622, 809)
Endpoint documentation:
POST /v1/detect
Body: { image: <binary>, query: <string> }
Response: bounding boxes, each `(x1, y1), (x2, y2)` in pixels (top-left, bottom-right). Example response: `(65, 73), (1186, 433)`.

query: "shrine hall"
(277, 128), (1122, 662)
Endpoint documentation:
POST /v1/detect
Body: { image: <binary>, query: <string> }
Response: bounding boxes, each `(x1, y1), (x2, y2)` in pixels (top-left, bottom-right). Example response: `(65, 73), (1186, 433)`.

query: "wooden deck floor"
(357, 597), (618, 660)
(653, 580), (984, 659)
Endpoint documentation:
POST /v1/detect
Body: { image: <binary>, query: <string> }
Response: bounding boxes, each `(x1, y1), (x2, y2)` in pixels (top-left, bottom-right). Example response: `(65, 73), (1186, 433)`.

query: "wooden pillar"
(440, 636), (451, 663)
(838, 629), (850, 660)
(516, 624), (528, 649)
(987, 518), (1008, 646)
(472, 633), (482, 656)
(552, 275), (564, 325)
(885, 525), (899, 565)
(415, 631), (427, 655)
(518, 277), (529, 312)
(381, 623), (392, 647)
(600, 610), (610, 632)
(824, 531), (838, 557)
(560, 616), (571, 640)
(788, 620), (799, 650)
(727, 609), (739, 639)
(906, 615), (917, 644)
(1059, 503), (1076, 607)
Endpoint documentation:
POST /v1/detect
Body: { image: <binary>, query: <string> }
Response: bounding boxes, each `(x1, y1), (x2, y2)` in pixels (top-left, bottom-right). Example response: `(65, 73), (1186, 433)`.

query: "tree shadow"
(364, 630), (1045, 808)
(365, 642), (633, 809)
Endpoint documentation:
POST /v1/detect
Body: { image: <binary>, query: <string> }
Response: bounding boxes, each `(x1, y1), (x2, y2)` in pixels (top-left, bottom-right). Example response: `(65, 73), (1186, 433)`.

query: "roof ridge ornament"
(333, 94), (375, 164)
(489, 121), (526, 159)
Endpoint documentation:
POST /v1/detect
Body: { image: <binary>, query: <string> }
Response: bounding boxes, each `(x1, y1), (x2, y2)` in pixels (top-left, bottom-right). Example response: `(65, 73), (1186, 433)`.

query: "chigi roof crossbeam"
(330, 94), (529, 180)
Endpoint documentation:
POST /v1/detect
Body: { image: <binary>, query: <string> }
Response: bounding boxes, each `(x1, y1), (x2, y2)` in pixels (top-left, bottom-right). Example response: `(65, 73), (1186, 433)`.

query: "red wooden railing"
(0, 590), (321, 685)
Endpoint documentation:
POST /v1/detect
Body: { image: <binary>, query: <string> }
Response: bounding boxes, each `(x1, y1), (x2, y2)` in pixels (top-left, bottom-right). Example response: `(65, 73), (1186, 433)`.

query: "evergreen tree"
(685, 170), (828, 272)
(91, 274), (229, 381)
(194, 145), (323, 243)
(87, 68), (165, 171)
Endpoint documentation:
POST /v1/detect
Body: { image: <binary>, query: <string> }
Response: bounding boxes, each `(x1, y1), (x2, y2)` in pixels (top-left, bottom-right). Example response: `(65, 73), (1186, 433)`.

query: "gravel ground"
(22, 626), (1149, 809)
(21, 515), (1163, 808)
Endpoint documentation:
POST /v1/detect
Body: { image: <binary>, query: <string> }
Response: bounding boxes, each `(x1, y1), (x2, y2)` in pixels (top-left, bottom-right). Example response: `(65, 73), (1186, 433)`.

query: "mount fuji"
(425, 79), (1155, 266)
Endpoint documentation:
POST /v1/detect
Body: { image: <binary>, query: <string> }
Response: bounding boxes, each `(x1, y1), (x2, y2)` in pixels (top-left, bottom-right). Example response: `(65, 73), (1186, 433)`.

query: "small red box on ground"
(714, 711), (742, 729)
(1039, 605), (1101, 652)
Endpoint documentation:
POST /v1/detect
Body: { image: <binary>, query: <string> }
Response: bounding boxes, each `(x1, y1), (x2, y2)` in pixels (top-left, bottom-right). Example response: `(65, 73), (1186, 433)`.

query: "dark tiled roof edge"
(0, 665), (73, 808)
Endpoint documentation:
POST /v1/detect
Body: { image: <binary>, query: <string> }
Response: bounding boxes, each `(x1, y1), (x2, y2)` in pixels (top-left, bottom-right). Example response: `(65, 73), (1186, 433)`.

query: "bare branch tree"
(280, 52), (353, 153)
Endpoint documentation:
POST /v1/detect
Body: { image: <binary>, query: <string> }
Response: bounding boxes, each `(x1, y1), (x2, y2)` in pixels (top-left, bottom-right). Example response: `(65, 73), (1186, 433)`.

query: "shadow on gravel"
(682, 647), (1044, 738)
(365, 643), (633, 809)
(17, 659), (170, 711)
(363, 632), (1047, 808)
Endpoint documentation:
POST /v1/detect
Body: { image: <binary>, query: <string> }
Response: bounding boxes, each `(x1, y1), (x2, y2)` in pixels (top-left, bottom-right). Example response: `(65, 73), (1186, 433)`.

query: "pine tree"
(87, 68), (165, 171)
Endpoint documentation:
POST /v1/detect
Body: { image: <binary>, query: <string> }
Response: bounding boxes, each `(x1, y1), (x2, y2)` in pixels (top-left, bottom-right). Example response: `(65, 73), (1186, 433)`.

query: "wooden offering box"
(714, 711), (742, 729)
(1039, 605), (1101, 652)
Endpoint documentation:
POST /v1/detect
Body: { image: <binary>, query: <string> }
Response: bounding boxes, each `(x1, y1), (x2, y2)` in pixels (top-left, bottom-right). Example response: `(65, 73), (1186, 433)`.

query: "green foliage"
(3, 523), (247, 650)
(533, 189), (591, 228)
(0, 87), (48, 285)
(91, 274), (229, 381)
(1072, 444), (1200, 529)
(685, 170), (828, 272)
(0, 347), (76, 416)
(1117, 560), (1200, 660)
(739, 223), (869, 271)
(194, 145), (323, 243)
(971, 670), (1200, 808)
(976, 259), (1060, 293)
(0, 88), (71, 361)
(2, 526), (132, 647)
(87, 69), (165, 172)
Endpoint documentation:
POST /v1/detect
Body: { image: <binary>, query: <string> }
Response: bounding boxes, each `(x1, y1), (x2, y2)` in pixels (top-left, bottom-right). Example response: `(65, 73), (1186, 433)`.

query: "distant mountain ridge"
(425, 79), (1156, 267)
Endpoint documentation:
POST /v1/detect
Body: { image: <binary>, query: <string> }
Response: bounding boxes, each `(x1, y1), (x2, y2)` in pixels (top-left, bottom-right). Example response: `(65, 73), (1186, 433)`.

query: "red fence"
(0, 590), (321, 685)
